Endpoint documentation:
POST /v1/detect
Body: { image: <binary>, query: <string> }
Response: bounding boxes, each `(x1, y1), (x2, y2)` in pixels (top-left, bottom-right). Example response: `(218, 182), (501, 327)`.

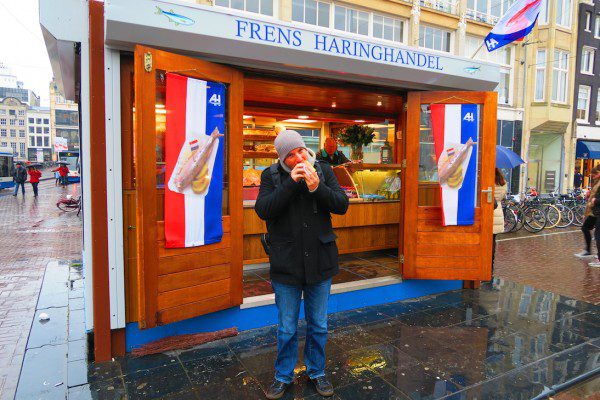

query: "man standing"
(255, 130), (349, 399)
(316, 137), (350, 166)
(12, 162), (27, 197)
(574, 167), (583, 189)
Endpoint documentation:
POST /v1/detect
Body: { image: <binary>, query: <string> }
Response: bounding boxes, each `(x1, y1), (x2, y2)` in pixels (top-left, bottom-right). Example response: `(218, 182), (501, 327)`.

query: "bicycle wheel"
(571, 204), (586, 227)
(555, 204), (574, 228)
(524, 207), (547, 233)
(543, 204), (560, 229)
(57, 202), (78, 212)
(503, 207), (518, 233)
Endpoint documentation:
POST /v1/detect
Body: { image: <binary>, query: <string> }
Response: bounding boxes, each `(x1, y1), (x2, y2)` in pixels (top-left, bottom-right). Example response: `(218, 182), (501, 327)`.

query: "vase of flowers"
(338, 124), (375, 161)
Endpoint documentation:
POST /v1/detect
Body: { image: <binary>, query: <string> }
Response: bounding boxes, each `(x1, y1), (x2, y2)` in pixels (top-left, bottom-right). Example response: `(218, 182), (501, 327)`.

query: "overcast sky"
(0, 0), (53, 106)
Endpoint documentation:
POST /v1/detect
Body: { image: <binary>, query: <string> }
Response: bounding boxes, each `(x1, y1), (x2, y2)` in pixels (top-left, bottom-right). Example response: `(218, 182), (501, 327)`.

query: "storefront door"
(403, 91), (497, 281)
(133, 46), (244, 328)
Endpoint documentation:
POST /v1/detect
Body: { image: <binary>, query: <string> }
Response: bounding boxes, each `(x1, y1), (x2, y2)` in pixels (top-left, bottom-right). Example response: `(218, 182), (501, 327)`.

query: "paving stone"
(15, 343), (68, 400)
(27, 306), (68, 349)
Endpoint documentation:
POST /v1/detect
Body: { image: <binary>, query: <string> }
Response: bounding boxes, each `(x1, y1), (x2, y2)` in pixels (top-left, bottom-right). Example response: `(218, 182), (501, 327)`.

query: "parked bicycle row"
(501, 187), (587, 234)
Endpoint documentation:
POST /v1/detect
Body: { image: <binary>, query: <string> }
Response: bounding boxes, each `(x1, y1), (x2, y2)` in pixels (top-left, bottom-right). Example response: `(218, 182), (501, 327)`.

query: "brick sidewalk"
(496, 229), (600, 305)
(0, 180), (82, 400)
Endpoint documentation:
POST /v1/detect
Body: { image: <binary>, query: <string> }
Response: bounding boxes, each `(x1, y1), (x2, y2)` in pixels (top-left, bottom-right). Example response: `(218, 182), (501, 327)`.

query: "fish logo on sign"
(155, 6), (195, 26)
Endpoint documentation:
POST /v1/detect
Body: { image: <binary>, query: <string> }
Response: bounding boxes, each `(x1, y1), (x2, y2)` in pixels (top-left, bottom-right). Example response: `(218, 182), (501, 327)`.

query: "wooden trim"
(89, 0), (112, 362)
(111, 328), (126, 357)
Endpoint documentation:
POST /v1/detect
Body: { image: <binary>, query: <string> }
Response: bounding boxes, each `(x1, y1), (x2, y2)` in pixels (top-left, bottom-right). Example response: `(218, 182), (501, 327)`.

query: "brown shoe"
(311, 376), (334, 397)
(265, 379), (290, 399)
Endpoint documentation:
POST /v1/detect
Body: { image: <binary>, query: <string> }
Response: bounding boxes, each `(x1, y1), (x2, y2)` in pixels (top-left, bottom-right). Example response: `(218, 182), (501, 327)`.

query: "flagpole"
(470, 42), (485, 59)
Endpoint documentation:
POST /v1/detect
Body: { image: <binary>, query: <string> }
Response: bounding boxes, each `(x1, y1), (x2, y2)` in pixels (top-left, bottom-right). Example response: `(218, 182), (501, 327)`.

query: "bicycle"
(57, 195), (82, 216)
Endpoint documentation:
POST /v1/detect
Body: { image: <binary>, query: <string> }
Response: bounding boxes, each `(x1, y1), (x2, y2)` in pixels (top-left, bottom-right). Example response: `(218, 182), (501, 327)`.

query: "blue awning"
(576, 140), (600, 159)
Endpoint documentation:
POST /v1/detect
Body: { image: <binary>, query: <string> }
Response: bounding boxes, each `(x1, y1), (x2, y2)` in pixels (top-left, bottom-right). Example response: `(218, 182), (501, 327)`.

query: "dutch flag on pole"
(431, 104), (479, 226)
(164, 73), (225, 248)
(485, 0), (542, 52)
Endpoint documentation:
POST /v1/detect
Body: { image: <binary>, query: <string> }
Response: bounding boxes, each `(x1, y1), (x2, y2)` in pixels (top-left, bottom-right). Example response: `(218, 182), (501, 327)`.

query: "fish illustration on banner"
(485, 0), (542, 52)
(431, 104), (479, 226)
(164, 73), (225, 248)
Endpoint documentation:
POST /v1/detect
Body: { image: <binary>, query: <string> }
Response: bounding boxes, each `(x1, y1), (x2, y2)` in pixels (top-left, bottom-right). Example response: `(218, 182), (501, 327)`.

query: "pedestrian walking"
(255, 130), (349, 399)
(27, 165), (42, 197)
(576, 166), (600, 259)
(52, 163), (69, 188)
(12, 162), (27, 197)
(492, 168), (507, 275)
(574, 167), (583, 189)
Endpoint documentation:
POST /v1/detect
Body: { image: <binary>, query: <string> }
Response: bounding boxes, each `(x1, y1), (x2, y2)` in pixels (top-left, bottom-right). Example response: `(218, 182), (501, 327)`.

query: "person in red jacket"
(27, 165), (42, 197)
(52, 163), (69, 188)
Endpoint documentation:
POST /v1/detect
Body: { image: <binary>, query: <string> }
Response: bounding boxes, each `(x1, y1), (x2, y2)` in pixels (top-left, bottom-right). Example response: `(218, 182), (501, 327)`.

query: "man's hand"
(303, 163), (320, 192)
(290, 163), (305, 183)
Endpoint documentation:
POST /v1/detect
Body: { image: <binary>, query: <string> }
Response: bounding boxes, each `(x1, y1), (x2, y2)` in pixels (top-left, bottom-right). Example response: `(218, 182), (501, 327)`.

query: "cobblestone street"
(0, 179), (82, 400)
(496, 228), (600, 305)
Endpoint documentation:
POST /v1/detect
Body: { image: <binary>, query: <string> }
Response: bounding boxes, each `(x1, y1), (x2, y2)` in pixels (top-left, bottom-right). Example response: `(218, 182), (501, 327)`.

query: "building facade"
(0, 63), (40, 107)
(573, 0), (600, 187)
(27, 107), (52, 162)
(50, 80), (80, 157)
(0, 97), (28, 160)
(517, 0), (579, 193)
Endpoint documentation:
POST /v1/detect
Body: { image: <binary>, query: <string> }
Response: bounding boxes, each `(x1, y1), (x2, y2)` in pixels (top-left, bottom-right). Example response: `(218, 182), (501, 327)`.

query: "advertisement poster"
(164, 73), (225, 248)
(54, 137), (68, 152)
(431, 104), (479, 226)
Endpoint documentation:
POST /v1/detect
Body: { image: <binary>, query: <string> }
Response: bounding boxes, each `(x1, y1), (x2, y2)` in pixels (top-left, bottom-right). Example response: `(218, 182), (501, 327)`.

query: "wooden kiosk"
(41, 0), (499, 358)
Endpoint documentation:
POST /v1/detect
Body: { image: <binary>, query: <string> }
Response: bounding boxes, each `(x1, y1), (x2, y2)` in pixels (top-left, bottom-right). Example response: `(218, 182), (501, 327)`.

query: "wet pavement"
(496, 228), (600, 304)
(21, 278), (596, 400)
(0, 180), (82, 400)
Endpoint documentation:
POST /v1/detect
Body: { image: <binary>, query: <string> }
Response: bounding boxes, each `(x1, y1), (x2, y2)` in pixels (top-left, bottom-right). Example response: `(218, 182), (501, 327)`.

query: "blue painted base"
(0, 181), (15, 189)
(125, 279), (461, 352)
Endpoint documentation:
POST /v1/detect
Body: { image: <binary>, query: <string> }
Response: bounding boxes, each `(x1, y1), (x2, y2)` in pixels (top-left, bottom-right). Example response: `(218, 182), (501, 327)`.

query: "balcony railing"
(465, 9), (499, 25)
(420, 0), (458, 15)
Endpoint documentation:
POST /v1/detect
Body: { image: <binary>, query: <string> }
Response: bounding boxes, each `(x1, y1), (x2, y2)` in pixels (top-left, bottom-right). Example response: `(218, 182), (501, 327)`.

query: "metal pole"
(521, 42), (528, 193)
(470, 41), (486, 59)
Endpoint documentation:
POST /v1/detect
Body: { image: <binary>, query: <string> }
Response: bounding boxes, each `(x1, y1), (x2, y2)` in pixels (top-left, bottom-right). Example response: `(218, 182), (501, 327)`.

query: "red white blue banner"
(485, 0), (542, 52)
(164, 73), (225, 248)
(431, 104), (479, 226)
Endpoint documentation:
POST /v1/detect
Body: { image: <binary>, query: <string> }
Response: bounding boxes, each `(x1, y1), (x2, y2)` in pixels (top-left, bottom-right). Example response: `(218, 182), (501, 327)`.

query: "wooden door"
(403, 91), (497, 281)
(133, 46), (243, 328)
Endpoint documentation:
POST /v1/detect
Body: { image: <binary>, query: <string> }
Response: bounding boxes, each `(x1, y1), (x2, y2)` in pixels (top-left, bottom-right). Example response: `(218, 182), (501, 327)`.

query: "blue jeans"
(271, 278), (332, 384)
(13, 182), (25, 196)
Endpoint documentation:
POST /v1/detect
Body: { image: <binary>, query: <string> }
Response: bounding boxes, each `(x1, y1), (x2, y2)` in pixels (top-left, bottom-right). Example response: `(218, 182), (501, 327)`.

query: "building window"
(467, 0), (499, 25)
(466, 35), (512, 104)
(555, 0), (571, 28)
(36, 118), (41, 124)
(28, 117), (34, 123)
(420, 0), (457, 14)
(576, 86), (590, 122)
(1, 142), (6, 147)
(11, 143), (16, 153)
(44, 137), (49, 147)
(9, 110), (15, 116)
(535, 50), (546, 101)
(44, 127), (49, 134)
(551, 50), (569, 103)
(36, 137), (43, 147)
(596, 16), (600, 38)
(214, 0), (274, 16)
(36, 127), (42, 134)
(373, 14), (404, 42)
(585, 12), (592, 31)
(0, 110), (5, 115)
(0, 118), (5, 125)
(537, 0), (548, 24)
(30, 137), (35, 146)
(10, 129), (16, 138)
(419, 25), (451, 52)
(0, 129), (5, 137)
(18, 119), (24, 126)
(9, 119), (15, 126)
(18, 110), (24, 116)
(292, 0), (330, 27)
(334, 5), (369, 36)
(597, 89), (600, 122)
(19, 130), (25, 138)
(43, 118), (49, 125)
(19, 143), (25, 157)
(581, 47), (595, 74)
(28, 126), (34, 133)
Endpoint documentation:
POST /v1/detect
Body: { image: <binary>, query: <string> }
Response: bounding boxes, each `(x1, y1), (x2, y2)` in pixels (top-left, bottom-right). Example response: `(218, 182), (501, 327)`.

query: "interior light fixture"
(354, 120), (365, 123)
(283, 118), (317, 123)
(376, 100), (382, 107)
(155, 104), (165, 109)
(331, 100), (337, 108)
(298, 115), (309, 119)
(243, 115), (253, 119)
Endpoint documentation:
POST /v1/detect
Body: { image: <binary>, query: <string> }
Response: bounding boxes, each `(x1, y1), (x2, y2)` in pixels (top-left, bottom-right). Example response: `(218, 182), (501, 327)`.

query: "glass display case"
(333, 163), (402, 202)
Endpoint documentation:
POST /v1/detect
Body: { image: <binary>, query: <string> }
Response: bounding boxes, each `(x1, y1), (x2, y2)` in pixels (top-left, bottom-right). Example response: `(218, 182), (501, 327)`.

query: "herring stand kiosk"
(41, 0), (499, 360)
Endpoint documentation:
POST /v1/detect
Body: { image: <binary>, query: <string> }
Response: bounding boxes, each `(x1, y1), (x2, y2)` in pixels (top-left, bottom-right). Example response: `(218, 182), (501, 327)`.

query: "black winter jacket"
(13, 167), (27, 184)
(255, 161), (349, 285)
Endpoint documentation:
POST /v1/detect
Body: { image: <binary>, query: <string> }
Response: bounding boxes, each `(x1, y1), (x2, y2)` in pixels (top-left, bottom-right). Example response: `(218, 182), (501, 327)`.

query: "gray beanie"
(274, 130), (306, 162)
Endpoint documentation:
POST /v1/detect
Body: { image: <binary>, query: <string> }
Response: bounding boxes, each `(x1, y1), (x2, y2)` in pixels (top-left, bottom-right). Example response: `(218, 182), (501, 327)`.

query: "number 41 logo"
(208, 94), (221, 106)
(463, 112), (475, 122)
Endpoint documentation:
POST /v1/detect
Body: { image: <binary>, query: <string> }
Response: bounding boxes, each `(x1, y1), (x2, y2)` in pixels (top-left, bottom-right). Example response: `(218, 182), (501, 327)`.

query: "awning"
(576, 140), (600, 159)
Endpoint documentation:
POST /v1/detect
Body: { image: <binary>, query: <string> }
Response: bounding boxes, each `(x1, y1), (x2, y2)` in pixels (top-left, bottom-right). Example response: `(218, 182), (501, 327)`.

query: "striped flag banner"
(164, 73), (225, 248)
(431, 104), (479, 226)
